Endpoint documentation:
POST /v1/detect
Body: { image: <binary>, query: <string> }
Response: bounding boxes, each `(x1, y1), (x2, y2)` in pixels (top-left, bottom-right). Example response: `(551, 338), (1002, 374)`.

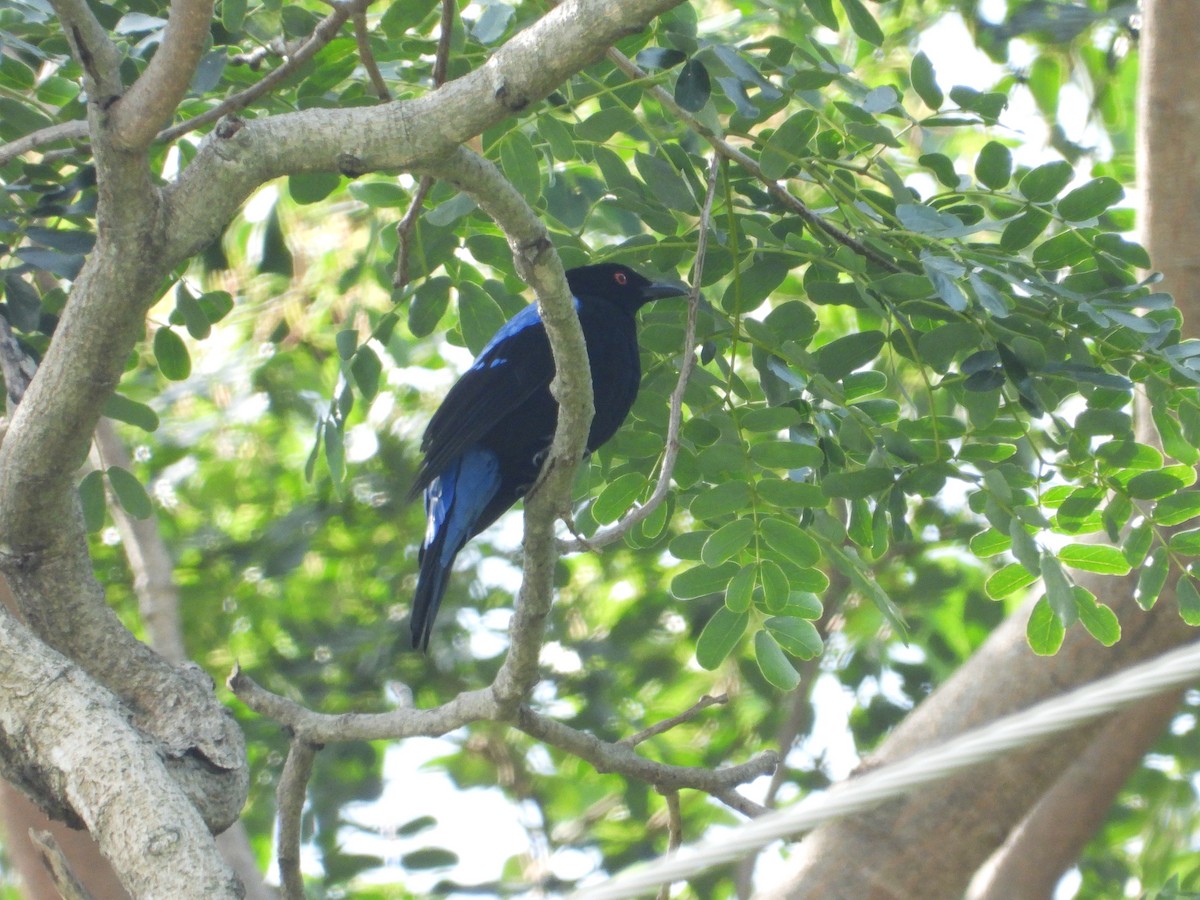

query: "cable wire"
(569, 640), (1200, 900)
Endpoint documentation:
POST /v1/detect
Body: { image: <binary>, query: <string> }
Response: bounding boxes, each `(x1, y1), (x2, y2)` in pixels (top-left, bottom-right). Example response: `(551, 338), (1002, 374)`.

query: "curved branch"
(164, 0), (687, 262)
(157, 0), (376, 145)
(517, 706), (778, 798)
(0, 121), (89, 168)
(111, 0), (216, 150)
(48, 0), (123, 102)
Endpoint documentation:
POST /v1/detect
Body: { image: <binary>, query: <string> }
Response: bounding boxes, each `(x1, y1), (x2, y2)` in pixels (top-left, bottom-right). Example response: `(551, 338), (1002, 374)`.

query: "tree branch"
(0, 606), (240, 898)
(165, 0), (687, 263)
(0, 121), (90, 168)
(620, 693), (728, 748)
(110, 0), (216, 150)
(158, 0), (376, 145)
(276, 739), (318, 900)
(47, 0), (123, 104)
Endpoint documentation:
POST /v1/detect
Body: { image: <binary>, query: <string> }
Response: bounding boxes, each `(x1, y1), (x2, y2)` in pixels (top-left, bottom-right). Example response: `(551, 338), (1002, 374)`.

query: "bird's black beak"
(640, 280), (691, 301)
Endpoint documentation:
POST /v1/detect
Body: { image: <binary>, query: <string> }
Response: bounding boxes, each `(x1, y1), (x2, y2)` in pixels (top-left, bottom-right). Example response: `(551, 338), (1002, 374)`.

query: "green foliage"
(3, 0), (1194, 893)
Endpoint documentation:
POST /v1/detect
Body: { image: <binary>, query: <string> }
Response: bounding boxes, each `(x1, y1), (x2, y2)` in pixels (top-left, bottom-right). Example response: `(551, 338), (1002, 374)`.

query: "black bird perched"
(408, 263), (687, 650)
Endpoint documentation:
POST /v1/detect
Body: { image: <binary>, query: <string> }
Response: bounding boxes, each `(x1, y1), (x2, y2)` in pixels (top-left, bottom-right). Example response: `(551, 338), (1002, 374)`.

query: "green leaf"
(323, 419), (345, 483)
(755, 631), (802, 690)
(725, 565), (755, 613)
(1057, 544), (1132, 575)
(1001, 208), (1051, 251)
(969, 528), (1010, 558)
(153, 327), (191, 381)
(1074, 588), (1120, 646)
(910, 51), (943, 110)
(457, 282), (508, 355)
(803, 0), (839, 29)
(1041, 552), (1077, 626)
(671, 562), (740, 599)
(690, 481), (752, 520)
(409, 276), (452, 337)
(760, 517), (821, 566)
(779, 591), (824, 619)
(288, 172), (340, 205)
(351, 347), (382, 401)
(839, 0), (884, 45)
(986, 562), (1038, 599)
(675, 58), (711, 111)
(815, 330), (886, 381)
(765, 616), (823, 660)
(974, 141), (1012, 190)
(107, 466), (153, 519)
(401, 848), (458, 870)
(1019, 160), (1074, 202)
(1177, 574), (1200, 626)
(1027, 596), (1065, 655)
(635, 152), (695, 212)
(1057, 177), (1124, 222)
(1008, 519), (1040, 572)
(1127, 470), (1190, 501)
(175, 284), (211, 340)
(696, 606), (748, 669)
(348, 180), (408, 208)
(750, 440), (823, 470)
(1135, 549), (1169, 610)
(593, 472), (645, 524)
(1153, 405), (1200, 466)
(1154, 491), (1200, 527)
(78, 469), (106, 532)
(102, 393), (160, 432)
(756, 478), (825, 508)
(498, 130), (541, 204)
(760, 110), (818, 180)
(758, 560), (790, 613)
(822, 468), (893, 499)
(1168, 528), (1200, 556)
(381, 0), (438, 36)
(721, 257), (790, 314)
(701, 518), (755, 566)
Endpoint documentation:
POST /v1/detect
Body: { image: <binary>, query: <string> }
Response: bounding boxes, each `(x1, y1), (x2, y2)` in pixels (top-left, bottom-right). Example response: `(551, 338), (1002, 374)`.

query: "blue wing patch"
(468, 297), (581, 371)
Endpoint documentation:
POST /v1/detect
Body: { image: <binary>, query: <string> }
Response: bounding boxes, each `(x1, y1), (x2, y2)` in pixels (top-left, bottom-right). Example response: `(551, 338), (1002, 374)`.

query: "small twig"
(561, 152), (720, 553)
(713, 790), (769, 818)
(0, 121), (90, 168)
(392, 176), (434, 290)
(654, 791), (683, 900)
(621, 693), (728, 748)
(156, 0), (374, 145)
(606, 48), (901, 274)
(352, 8), (391, 100)
(433, 0), (455, 87)
(392, 0), (456, 288)
(29, 830), (94, 900)
(276, 738), (319, 900)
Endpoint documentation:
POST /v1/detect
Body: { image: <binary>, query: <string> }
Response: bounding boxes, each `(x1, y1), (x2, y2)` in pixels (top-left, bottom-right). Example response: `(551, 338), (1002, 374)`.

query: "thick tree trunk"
(760, 3), (1200, 894)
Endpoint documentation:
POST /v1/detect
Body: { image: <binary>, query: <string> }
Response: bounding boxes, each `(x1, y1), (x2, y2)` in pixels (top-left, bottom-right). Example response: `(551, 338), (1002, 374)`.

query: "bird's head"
(566, 263), (689, 314)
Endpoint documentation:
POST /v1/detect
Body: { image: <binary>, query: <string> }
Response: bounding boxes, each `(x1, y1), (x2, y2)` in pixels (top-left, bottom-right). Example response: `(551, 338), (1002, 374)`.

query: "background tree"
(0, 0), (1196, 897)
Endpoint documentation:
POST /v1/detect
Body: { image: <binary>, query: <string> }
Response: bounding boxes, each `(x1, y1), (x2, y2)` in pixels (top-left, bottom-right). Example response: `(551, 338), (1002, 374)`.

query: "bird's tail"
(411, 447), (501, 651)
(412, 525), (455, 652)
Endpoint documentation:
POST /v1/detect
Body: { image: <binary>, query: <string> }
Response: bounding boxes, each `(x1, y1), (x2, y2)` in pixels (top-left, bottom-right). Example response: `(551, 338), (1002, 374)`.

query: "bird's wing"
(409, 303), (555, 498)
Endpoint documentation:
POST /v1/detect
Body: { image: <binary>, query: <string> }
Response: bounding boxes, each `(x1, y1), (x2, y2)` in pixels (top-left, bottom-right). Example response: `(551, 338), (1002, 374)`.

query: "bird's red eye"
(614, 271), (628, 285)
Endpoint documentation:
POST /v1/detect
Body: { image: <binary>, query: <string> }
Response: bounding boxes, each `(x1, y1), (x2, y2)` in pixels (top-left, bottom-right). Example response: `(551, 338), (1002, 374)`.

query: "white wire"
(569, 640), (1200, 900)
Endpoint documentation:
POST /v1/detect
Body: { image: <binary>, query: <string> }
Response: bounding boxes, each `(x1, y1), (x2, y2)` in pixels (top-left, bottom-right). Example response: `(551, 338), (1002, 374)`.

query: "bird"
(408, 263), (688, 650)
